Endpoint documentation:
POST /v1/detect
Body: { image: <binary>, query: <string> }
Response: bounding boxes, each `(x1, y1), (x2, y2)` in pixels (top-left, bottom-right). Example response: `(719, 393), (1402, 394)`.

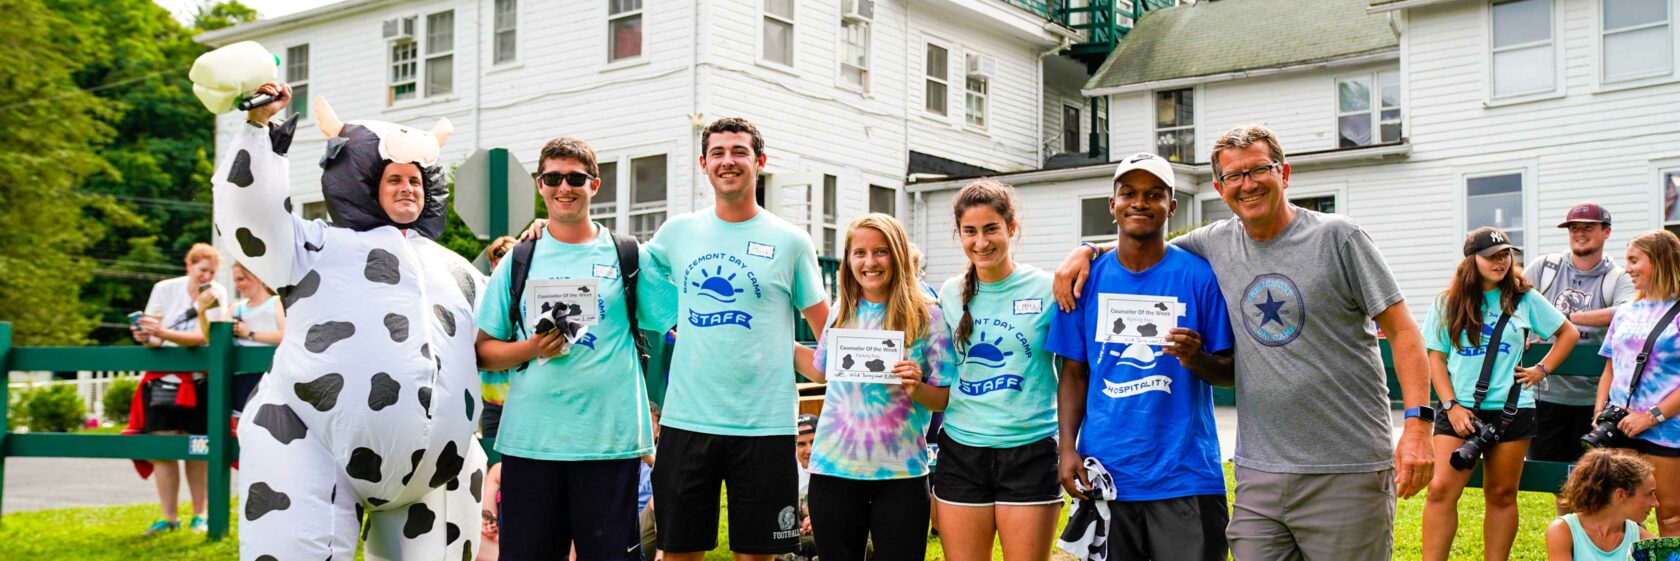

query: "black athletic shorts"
(480, 401), (504, 440)
(499, 454), (643, 561)
(141, 375), (208, 435)
(1604, 434), (1680, 457)
(1432, 407), (1537, 441)
(652, 426), (799, 554)
(931, 432), (1061, 506)
(1106, 495), (1229, 561)
(1529, 401), (1595, 462)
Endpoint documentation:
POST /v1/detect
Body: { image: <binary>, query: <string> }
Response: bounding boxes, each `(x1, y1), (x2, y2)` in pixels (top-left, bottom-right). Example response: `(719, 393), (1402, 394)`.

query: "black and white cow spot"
(464, 390), (475, 422)
(367, 497), (389, 507)
(293, 373), (344, 412)
(304, 240), (324, 252)
(420, 343), (431, 359)
(429, 441), (464, 489)
(434, 305), (456, 337)
(368, 372), (401, 411)
(451, 266), (476, 304)
(283, 196), (293, 214)
(418, 385), (433, 413)
(402, 503), (436, 539)
(347, 447), (384, 482)
(228, 149), (255, 187)
(252, 403), (307, 444)
(256, 556), (278, 561)
(463, 540), (473, 561)
(384, 313), (409, 342)
(281, 270), (322, 309)
(470, 469), (484, 503)
(245, 482), (291, 521)
(401, 449), (425, 486)
(235, 228), (267, 258)
(446, 522), (461, 545)
(365, 249), (401, 285)
(304, 321), (355, 353)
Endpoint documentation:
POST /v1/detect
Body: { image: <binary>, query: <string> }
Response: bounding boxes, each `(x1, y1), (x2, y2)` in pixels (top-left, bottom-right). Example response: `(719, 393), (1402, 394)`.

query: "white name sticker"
(1014, 298), (1044, 315)
(747, 241), (776, 259)
(593, 264), (619, 280)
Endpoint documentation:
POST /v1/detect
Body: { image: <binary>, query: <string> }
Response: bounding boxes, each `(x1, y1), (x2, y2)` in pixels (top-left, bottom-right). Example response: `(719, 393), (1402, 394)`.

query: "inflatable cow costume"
(214, 90), (486, 560)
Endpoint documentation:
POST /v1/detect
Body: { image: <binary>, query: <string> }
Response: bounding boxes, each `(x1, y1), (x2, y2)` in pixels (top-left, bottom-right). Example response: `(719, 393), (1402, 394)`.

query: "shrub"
(103, 378), (138, 423)
(15, 385), (88, 433)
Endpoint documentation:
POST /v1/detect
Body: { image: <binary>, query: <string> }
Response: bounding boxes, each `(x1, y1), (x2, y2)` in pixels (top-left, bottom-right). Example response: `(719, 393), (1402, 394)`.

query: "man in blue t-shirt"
(1046, 153), (1235, 561)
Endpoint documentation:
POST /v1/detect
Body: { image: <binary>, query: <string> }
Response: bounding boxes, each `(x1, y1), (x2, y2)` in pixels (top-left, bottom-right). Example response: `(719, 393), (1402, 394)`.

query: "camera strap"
(1624, 300), (1680, 408)
(1470, 311), (1513, 411)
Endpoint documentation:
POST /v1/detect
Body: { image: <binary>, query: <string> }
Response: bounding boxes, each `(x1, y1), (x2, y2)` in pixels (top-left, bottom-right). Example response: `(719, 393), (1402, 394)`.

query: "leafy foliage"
(103, 377), (140, 423)
(11, 384), (90, 433)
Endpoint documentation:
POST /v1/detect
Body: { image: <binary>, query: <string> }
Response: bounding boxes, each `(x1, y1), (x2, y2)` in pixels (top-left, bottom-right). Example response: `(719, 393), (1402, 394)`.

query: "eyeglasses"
(538, 171), (594, 188)
(1218, 163), (1281, 186)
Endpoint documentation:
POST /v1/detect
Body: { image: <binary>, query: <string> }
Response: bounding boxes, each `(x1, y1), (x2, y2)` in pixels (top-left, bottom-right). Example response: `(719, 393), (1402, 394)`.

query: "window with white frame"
(301, 201), (331, 222)
(1466, 172), (1526, 247)
(593, 161), (619, 233)
(1154, 88), (1194, 163)
(1603, 0), (1672, 83)
(1337, 71), (1403, 147)
(1491, 0), (1556, 98)
(285, 44), (309, 120)
(629, 155), (667, 241)
(1293, 195), (1337, 214)
(609, 0), (642, 62)
(822, 175), (839, 256)
(925, 43), (948, 116)
(1663, 169), (1680, 237)
(1080, 196), (1112, 242)
(493, 0), (517, 65)
(840, 19), (870, 90)
(869, 184), (895, 216)
(389, 34), (419, 104)
(763, 0), (795, 67)
(965, 54), (989, 129)
(1063, 105), (1081, 154)
(425, 11), (455, 97)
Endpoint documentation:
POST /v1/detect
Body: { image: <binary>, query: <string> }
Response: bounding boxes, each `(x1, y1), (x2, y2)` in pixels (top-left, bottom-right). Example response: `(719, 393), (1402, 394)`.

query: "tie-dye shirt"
(1599, 298), (1680, 448)
(810, 299), (957, 479)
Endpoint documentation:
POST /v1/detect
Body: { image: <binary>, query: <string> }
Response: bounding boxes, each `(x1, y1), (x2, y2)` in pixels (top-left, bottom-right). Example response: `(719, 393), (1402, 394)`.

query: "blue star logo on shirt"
(1254, 291), (1287, 328)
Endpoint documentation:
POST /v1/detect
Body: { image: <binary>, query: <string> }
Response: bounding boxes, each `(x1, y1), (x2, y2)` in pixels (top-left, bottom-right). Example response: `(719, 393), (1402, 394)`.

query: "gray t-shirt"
(1524, 254), (1635, 406)
(1174, 209), (1405, 474)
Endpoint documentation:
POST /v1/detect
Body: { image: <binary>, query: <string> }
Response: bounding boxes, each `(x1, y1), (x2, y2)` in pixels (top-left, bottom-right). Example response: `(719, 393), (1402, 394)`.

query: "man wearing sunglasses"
(1050, 124), (1434, 561)
(475, 136), (678, 561)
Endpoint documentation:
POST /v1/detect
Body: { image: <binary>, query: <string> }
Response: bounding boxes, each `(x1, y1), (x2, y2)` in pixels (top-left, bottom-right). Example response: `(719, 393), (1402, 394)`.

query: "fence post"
(0, 322), (12, 525)
(205, 323), (234, 541)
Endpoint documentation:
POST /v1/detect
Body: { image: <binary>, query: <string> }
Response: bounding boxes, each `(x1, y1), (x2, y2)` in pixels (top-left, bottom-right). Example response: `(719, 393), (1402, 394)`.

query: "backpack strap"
(1601, 266), (1626, 308)
(506, 238), (538, 340)
(613, 232), (651, 370)
(1538, 255), (1563, 296)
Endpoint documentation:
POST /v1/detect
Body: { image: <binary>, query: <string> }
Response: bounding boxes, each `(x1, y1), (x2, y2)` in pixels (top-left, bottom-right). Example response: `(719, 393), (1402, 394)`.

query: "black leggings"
(807, 474), (930, 561)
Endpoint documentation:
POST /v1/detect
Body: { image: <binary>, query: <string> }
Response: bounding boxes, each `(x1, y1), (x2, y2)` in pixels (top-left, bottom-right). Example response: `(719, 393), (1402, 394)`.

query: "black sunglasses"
(538, 171), (594, 187)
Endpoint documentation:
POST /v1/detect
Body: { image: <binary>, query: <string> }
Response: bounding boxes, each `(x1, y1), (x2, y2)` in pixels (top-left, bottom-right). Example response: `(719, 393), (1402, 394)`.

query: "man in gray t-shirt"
(1523, 202), (1634, 469)
(1058, 125), (1433, 561)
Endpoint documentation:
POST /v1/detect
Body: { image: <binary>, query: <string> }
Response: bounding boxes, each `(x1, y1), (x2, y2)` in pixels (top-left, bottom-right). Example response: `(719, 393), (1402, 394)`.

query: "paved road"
(2, 456), (237, 514)
(3, 406), (1405, 514)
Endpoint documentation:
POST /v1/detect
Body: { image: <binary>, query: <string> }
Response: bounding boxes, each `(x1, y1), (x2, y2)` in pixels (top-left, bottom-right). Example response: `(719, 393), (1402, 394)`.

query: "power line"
(78, 191), (211, 210)
(0, 67), (187, 114)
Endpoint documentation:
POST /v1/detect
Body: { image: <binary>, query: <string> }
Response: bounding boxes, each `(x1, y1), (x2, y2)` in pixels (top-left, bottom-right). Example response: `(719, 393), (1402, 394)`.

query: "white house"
(910, 0), (1680, 319)
(196, 0), (1133, 260)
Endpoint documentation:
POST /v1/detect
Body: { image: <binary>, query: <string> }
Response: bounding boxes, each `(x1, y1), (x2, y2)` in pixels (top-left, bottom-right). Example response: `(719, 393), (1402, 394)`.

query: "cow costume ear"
(315, 97), (343, 138)
(430, 118), (452, 148)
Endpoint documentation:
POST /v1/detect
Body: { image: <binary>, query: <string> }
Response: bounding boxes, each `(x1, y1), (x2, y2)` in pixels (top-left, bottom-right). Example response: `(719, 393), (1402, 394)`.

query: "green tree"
(0, 0), (116, 346)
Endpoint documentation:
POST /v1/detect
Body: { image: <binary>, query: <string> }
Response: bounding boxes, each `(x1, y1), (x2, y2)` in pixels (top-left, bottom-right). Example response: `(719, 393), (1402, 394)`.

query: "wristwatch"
(1650, 406), (1667, 424)
(1405, 405), (1435, 423)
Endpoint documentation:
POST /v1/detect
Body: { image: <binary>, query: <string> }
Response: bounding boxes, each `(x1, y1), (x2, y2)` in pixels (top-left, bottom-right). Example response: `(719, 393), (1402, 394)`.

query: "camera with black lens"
(1449, 418), (1502, 471)
(1580, 404), (1631, 449)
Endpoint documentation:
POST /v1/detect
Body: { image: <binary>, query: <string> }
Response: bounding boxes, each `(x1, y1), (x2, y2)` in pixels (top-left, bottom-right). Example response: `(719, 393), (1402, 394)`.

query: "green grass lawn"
(0, 464), (1604, 560)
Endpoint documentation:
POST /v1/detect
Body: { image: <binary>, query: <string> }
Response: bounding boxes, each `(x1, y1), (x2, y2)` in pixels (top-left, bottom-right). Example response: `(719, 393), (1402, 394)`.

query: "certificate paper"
(1097, 294), (1181, 345)
(826, 328), (906, 384)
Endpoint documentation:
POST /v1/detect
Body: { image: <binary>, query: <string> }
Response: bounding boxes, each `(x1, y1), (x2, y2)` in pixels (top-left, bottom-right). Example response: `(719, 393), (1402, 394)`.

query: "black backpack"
(504, 232), (651, 371)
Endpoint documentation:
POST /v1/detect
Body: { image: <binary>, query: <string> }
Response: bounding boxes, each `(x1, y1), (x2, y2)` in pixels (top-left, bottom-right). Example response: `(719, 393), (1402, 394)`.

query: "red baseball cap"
(1558, 202), (1612, 228)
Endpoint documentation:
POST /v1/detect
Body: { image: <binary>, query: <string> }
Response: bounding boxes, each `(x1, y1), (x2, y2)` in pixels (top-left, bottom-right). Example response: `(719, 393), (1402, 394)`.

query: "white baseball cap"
(1111, 152), (1176, 195)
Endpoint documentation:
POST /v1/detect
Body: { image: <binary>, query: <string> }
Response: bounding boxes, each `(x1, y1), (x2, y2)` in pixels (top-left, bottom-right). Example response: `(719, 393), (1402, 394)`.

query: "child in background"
(1545, 449), (1657, 560)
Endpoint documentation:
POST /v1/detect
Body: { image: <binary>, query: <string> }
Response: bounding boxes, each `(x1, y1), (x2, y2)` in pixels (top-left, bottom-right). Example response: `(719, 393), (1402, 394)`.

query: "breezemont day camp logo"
(1456, 322), (1513, 357)
(958, 319), (1034, 396)
(683, 252), (763, 328)
(1241, 273), (1306, 347)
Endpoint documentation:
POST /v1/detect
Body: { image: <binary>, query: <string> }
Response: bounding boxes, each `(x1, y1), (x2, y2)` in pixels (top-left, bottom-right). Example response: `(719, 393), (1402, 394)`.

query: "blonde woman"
(1595, 230), (1680, 535)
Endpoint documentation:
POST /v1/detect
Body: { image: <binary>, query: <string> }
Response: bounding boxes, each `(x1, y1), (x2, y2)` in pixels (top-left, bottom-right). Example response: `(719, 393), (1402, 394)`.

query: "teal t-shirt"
(938, 264), (1058, 448)
(645, 208), (828, 437)
(1424, 288), (1566, 410)
(475, 224), (678, 460)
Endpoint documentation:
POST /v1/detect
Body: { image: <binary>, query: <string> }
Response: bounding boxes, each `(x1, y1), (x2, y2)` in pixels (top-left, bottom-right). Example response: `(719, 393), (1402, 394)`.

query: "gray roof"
(1085, 0), (1399, 93)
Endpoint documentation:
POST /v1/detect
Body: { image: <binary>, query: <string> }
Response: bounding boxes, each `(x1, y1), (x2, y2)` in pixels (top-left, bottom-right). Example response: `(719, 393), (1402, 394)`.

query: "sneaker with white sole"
(143, 519), (180, 536)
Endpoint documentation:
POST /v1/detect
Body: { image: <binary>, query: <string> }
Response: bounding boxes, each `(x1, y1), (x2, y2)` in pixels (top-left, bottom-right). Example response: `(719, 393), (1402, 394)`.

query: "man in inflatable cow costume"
(214, 82), (486, 560)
